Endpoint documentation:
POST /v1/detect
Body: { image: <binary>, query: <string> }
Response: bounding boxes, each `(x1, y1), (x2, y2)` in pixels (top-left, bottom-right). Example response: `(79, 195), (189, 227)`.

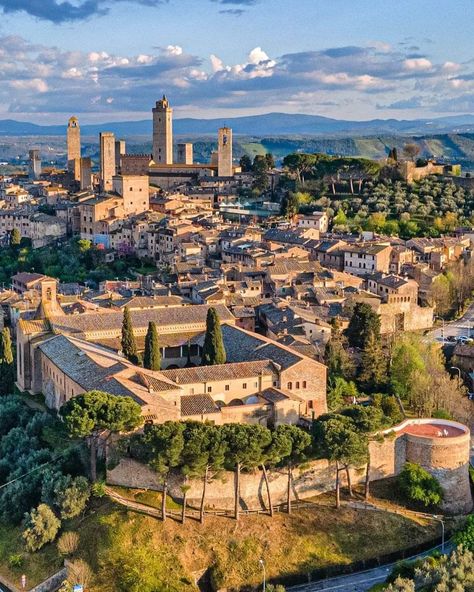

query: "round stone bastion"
(388, 418), (473, 515)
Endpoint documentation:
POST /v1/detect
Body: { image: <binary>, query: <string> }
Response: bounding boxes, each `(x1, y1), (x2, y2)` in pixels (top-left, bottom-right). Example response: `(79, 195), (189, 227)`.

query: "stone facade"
(218, 127), (233, 177)
(153, 96), (173, 164)
(99, 132), (116, 192)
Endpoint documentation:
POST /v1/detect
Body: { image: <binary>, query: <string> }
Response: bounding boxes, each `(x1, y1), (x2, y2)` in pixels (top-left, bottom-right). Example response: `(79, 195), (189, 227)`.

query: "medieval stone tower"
(99, 132), (116, 192)
(218, 126), (233, 177)
(67, 116), (81, 181)
(152, 96), (173, 165)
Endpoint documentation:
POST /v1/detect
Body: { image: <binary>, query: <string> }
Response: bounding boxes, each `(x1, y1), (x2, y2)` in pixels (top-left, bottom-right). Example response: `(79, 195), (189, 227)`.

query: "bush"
(66, 560), (93, 590)
(454, 514), (474, 551)
(22, 504), (61, 552)
(398, 463), (443, 508)
(57, 531), (79, 557)
(8, 554), (23, 569)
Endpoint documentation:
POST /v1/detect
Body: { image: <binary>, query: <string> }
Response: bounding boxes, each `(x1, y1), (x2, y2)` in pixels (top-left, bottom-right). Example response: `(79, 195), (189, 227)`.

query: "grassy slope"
(0, 494), (438, 591)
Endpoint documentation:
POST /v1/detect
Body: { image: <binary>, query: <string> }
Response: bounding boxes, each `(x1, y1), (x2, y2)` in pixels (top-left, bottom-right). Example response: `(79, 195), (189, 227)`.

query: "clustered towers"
(151, 95), (233, 176)
(68, 94), (234, 190)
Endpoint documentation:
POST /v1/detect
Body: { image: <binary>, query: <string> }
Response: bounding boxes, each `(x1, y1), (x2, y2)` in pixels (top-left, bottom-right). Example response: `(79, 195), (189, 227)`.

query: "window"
(296, 381), (300, 389)
(207, 386), (212, 393)
(242, 383), (247, 389)
(287, 382), (292, 390)
(225, 385), (230, 391)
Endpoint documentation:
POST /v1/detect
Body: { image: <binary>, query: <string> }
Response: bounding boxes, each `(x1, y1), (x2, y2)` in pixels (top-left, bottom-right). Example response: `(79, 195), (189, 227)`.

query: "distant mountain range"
(1, 112), (474, 137)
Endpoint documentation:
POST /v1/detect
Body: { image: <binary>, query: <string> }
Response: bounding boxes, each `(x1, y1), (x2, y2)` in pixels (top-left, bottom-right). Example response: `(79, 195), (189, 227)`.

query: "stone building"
(16, 284), (327, 423)
(176, 143), (193, 165)
(99, 132), (116, 192)
(218, 126), (233, 177)
(28, 150), (41, 181)
(67, 116), (81, 181)
(152, 95), (173, 164)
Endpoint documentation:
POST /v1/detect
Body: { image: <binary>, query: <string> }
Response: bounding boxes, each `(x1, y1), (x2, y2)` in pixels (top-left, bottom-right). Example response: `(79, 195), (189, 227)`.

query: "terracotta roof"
(181, 394), (220, 416)
(160, 360), (275, 384)
(47, 304), (234, 336)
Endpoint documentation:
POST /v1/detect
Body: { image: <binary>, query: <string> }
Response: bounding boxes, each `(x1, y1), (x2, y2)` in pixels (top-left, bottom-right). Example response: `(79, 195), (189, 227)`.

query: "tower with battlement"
(152, 96), (173, 165)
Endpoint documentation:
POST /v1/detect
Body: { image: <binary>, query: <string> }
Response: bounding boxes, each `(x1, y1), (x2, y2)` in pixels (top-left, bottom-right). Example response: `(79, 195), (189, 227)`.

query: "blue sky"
(0, 0), (473, 123)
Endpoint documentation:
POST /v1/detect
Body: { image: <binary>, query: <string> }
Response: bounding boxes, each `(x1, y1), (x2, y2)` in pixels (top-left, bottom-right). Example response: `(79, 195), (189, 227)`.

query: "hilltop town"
(0, 94), (473, 592)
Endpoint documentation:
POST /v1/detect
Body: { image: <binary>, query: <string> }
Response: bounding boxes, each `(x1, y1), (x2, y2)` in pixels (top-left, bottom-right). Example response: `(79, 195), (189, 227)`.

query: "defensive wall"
(107, 418), (472, 515)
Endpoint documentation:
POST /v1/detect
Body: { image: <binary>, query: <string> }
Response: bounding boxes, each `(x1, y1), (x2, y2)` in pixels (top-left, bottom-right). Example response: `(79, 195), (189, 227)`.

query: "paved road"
(287, 541), (452, 592)
(427, 302), (474, 343)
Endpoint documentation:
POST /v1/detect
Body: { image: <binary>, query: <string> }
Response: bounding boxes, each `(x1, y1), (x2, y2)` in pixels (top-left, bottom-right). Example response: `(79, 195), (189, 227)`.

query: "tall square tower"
(152, 96), (173, 165)
(28, 149), (42, 180)
(67, 116), (81, 181)
(99, 132), (116, 192)
(177, 143), (193, 165)
(218, 127), (233, 177)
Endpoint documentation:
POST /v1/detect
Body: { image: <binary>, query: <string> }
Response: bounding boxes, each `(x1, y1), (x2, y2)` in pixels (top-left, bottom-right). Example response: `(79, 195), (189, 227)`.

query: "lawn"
(0, 493), (441, 591)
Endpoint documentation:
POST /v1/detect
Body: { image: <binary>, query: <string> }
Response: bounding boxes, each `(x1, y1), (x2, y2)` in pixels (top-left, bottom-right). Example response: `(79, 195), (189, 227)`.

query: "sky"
(0, 0), (473, 124)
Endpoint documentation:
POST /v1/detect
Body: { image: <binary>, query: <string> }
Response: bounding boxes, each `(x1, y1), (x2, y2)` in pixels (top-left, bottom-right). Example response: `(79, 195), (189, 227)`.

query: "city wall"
(107, 419), (473, 514)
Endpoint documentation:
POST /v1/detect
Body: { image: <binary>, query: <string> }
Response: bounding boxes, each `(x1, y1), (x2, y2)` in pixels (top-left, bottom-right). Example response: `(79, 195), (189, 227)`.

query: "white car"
(457, 336), (473, 344)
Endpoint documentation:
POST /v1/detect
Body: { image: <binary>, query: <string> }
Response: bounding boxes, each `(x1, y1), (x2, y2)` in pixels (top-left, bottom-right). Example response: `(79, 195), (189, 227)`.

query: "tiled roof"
(221, 324), (303, 370)
(38, 335), (137, 398)
(47, 304), (234, 336)
(160, 359), (275, 384)
(181, 394), (220, 416)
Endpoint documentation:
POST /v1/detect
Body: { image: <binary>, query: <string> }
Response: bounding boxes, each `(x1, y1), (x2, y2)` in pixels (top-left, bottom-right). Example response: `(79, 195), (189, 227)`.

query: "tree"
(143, 322), (161, 371)
(345, 303), (381, 349)
(252, 155), (270, 192)
(239, 155), (252, 172)
(398, 462), (443, 508)
(265, 153), (275, 169)
(60, 390), (142, 481)
(402, 143), (421, 162)
(313, 415), (368, 507)
(385, 577), (415, 592)
(202, 307), (226, 366)
(10, 228), (21, 247)
(280, 192), (300, 218)
(358, 331), (387, 392)
(282, 153), (317, 184)
(138, 422), (185, 521)
(454, 514), (474, 551)
(276, 425), (312, 513)
(180, 421), (212, 524)
(332, 208), (348, 228)
(22, 504), (60, 552)
(199, 424), (226, 523)
(0, 328), (15, 396)
(221, 423), (271, 521)
(327, 377), (358, 411)
(261, 427), (292, 516)
(324, 323), (354, 381)
(54, 476), (90, 519)
(121, 306), (140, 365)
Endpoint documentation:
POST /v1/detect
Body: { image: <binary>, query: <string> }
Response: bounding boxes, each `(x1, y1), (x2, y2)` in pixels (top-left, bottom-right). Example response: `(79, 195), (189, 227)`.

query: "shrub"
(8, 554), (23, 569)
(398, 463), (443, 508)
(67, 560), (93, 590)
(454, 514), (474, 551)
(22, 504), (61, 552)
(57, 531), (79, 557)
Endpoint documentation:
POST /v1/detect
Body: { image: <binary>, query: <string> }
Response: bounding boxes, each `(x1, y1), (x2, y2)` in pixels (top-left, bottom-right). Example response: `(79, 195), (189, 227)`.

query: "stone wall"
(108, 418), (473, 514)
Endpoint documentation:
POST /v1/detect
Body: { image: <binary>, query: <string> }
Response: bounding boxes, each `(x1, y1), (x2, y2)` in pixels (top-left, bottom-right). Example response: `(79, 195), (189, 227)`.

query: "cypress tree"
(0, 327), (14, 395)
(202, 308), (226, 366)
(143, 321), (161, 371)
(121, 306), (140, 365)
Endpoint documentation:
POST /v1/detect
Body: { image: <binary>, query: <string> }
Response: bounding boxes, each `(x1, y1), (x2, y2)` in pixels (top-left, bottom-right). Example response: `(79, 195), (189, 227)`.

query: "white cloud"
(10, 78), (48, 93)
(403, 58), (432, 71)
